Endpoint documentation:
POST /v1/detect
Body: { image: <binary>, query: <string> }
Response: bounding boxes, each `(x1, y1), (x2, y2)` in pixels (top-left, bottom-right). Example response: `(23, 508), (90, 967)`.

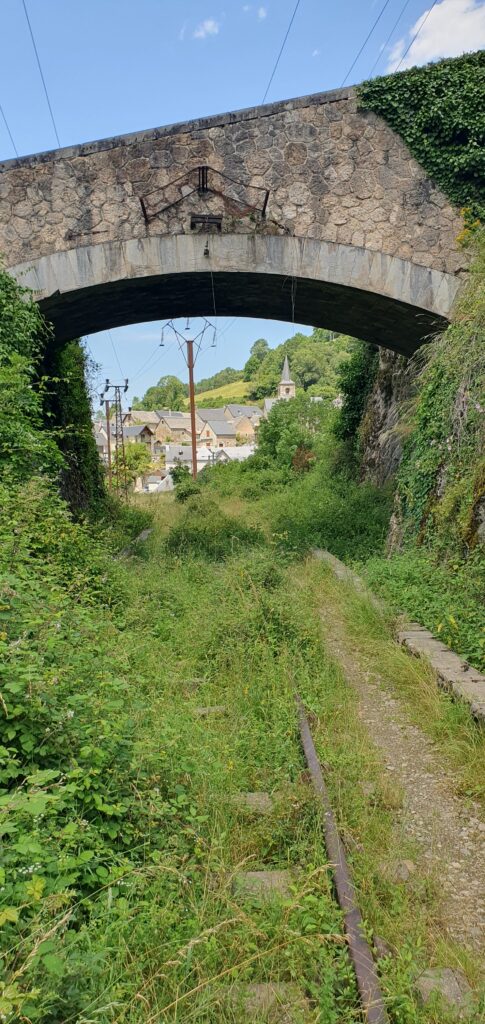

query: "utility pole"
(105, 399), (112, 490)
(161, 318), (217, 480)
(186, 334), (198, 480)
(100, 379), (129, 500)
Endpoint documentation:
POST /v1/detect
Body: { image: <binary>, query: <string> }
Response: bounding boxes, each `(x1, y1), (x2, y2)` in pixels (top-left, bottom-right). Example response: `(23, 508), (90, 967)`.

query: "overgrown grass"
(361, 548), (485, 672)
(3, 485), (483, 1020)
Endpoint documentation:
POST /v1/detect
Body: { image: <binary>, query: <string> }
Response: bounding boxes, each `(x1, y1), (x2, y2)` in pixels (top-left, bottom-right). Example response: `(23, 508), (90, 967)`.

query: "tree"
(195, 367), (243, 393)
(113, 443), (151, 487)
(243, 339), (269, 381)
(133, 375), (187, 410)
(256, 395), (328, 470)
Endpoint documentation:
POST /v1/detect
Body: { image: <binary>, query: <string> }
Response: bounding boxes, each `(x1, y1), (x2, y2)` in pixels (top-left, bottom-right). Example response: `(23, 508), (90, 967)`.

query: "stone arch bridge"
(0, 86), (467, 355)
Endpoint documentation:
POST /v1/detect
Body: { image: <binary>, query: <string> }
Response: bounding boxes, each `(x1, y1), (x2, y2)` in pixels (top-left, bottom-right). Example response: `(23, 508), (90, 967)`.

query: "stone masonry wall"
(0, 87), (466, 277)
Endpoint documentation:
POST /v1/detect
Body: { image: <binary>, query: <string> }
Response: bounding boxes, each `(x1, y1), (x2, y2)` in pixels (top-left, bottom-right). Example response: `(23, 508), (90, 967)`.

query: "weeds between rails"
(2, 492), (482, 1021)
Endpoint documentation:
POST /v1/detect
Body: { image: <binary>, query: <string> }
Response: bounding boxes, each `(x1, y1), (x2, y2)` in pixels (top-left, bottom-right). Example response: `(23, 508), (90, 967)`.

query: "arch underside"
(38, 270), (447, 355)
(12, 235), (459, 356)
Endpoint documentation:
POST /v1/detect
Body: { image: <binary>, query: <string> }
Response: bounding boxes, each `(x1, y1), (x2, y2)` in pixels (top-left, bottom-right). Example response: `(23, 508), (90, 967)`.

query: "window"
(285, 387), (290, 394)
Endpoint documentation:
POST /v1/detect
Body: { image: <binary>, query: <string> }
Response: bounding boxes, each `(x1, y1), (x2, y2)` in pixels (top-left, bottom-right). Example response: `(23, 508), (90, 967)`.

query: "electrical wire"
(394, 0), (439, 73)
(367, 0), (412, 77)
(0, 101), (19, 156)
(21, 0), (61, 148)
(340, 0), (393, 87)
(108, 330), (125, 378)
(261, 0), (302, 104)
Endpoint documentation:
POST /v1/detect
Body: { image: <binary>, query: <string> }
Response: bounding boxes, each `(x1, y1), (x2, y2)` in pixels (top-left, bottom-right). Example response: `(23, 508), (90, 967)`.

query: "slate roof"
(203, 419), (237, 436)
(124, 410), (160, 424)
(225, 404), (261, 419)
(159, 414), (191, 429)
(163, 444), (213, 465)
(195, 407), (227, 421)
(280, 356), (294, 385)
(110, 425), (154, 438)
(215, 445), (255, 461)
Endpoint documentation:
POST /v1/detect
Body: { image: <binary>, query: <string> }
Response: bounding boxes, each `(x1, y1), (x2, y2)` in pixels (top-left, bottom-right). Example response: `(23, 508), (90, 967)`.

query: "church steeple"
(278, 355), (296, 400)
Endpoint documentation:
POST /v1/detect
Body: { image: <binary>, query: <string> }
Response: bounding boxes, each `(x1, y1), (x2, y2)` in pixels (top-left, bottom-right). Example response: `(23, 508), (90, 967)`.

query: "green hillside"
(188, 378), (251, 407)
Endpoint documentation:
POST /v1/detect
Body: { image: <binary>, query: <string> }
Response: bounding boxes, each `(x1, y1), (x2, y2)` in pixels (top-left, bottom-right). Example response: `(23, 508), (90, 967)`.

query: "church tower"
(277, 355), (296, 400)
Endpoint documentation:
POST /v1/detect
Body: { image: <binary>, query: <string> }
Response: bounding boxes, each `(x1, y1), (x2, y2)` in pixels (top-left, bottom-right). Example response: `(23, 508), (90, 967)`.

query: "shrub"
(166, 495), (264, 559)
(174, 477), (202, 503)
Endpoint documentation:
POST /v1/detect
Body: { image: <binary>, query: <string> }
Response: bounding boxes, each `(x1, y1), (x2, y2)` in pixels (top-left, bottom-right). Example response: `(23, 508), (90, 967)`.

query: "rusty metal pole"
(186, 337), (198, 480)
(105, 399), (112, 490)
(295, 695), (389, 1024)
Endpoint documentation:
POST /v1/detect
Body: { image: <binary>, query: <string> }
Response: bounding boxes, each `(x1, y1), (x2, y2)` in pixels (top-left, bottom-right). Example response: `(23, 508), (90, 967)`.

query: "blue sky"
(1, 0), (483, 401)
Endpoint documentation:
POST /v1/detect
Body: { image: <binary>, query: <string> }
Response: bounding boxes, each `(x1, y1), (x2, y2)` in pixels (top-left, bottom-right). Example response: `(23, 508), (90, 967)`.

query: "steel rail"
(295, 694), (389, 1024)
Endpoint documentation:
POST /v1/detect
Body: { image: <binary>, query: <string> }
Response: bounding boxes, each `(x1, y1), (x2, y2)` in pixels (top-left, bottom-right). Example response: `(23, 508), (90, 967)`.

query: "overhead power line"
(261, 0), (302, 104)
(0, 101), (19, 157)
(108, 330), (125, 378)
(368, 0), (412, 77)
(21, 0), (61, 148)
(394, 0), (439, 73)
(340, 0), (393, 87)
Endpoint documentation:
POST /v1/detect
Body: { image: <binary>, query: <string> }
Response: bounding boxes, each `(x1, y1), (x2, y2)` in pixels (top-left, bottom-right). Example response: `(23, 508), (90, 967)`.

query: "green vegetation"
(356, 233), (485, 670)
(192, 377), (251, 406)
(41, 338), (105, 514)
(195, 365), (244, 394)
(113, 441), (152, 486)
(1, 260), (484, 1020)
(333, 340), (379, 449)
(132, 373), (188, 410)
(359, 51), (485, 227)
(202, 398), (392, 563)
(244, 329), (355, 400)
(132, 328), (356, 412)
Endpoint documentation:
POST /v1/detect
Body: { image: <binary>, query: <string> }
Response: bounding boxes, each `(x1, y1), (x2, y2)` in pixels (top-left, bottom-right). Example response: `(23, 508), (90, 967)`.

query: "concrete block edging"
(312, 548), (485, 723)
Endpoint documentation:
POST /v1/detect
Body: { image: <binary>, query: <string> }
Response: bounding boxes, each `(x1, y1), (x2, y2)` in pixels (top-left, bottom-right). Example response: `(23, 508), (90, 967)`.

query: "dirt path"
(319, 609), (485, 956)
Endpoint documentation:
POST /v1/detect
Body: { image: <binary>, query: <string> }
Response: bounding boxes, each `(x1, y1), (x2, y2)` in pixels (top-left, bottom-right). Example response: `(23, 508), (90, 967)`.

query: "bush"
(174, 477), (202, 503)
(166, 495), (264, 559)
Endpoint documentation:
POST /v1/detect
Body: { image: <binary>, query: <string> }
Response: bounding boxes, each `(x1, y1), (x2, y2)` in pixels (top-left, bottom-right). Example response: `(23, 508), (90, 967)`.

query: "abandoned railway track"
(174, 691), (390, 1023)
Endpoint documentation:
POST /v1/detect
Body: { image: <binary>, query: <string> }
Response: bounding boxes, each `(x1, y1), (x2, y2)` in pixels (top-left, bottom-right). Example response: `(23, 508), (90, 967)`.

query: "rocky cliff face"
(358, 349), (419, 487)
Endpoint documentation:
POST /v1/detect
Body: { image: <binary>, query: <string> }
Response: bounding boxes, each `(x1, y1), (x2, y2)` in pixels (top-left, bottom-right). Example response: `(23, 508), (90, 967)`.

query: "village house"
(93, 423), (109, 463)
(117, 424), (158, 456)
(163, 444), (214, 475)
(232, 414), (258, 442)
(122, 409), (161, 429)
(223, 404), (262, 423)
(197, 416), (237, 448)
(156, 413), (194, 445)
(214, 444), (255, 464)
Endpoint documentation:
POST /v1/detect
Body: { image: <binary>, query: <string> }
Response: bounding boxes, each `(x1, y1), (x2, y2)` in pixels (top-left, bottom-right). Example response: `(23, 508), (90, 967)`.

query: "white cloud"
(257, 5), (267, 18)
(387, 0), (485, 71)
(179, 21), (187, 41)
(312, 48), (320, 57)
(242, 4), (251, 10)
(193, 18), (220, 39)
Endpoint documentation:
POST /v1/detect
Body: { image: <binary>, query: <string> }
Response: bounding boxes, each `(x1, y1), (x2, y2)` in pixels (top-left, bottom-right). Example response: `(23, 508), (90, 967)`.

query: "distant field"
(188, 379), (253, 406)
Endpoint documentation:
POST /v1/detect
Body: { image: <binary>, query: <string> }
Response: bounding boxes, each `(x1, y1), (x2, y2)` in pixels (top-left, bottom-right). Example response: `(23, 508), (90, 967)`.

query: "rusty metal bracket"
(295, 694), (389, 1024)
(139, 165), (270, 224)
